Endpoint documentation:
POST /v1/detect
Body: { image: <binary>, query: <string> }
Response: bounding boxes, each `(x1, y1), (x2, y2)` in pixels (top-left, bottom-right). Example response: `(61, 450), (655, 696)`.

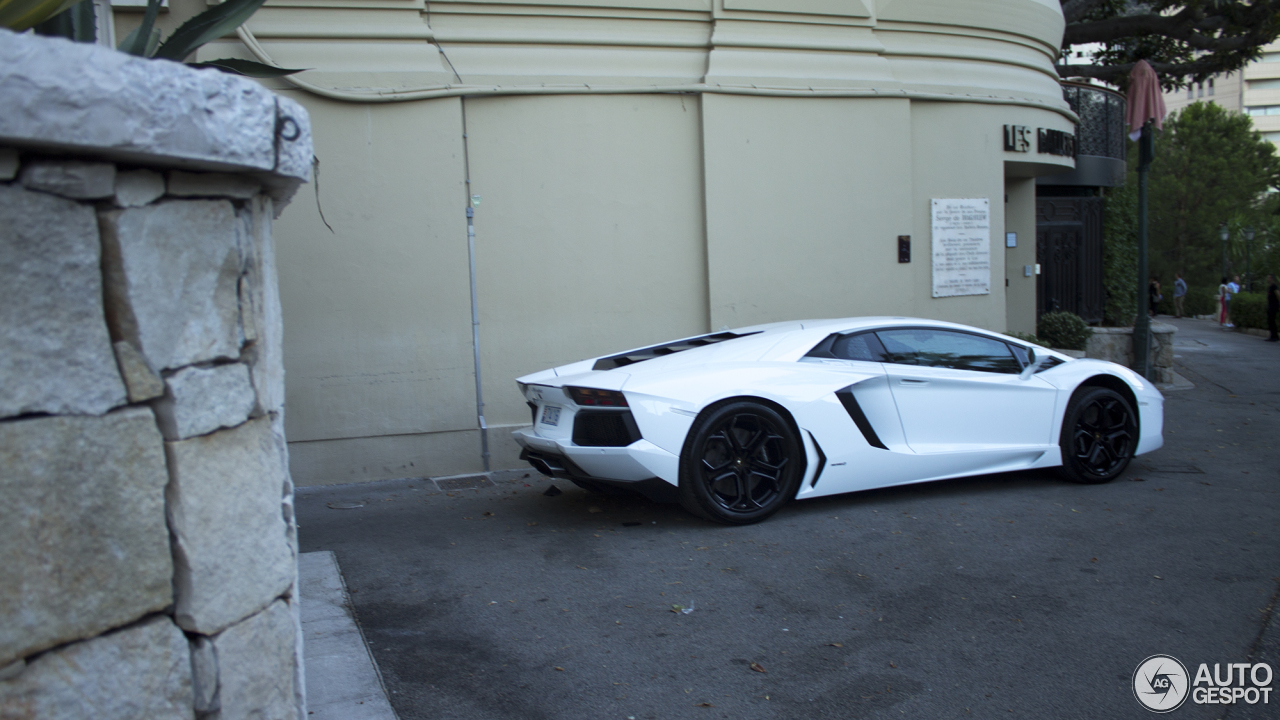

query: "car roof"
(521, 317), (1048, 385)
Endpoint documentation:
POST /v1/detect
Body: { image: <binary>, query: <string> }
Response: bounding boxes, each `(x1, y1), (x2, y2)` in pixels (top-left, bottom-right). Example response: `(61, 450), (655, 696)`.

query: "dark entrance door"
(1035, 196), (1104, 324)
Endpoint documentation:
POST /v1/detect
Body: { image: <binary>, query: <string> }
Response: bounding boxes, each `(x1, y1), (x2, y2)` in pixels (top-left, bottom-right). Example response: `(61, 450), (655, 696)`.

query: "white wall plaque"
(931, 198), (990, 298)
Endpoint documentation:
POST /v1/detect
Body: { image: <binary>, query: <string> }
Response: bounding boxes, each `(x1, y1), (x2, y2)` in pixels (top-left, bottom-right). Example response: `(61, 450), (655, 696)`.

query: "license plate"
(540, 405), (561, 427)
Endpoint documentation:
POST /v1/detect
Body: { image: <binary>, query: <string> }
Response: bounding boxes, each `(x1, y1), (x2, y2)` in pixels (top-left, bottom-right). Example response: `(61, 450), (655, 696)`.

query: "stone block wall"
(1, 29), (311, 720)
(1085, 322), (1178, 383)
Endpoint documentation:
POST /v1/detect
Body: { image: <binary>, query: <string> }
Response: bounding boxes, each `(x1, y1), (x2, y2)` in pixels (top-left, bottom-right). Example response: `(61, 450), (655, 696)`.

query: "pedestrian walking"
(1226, 275), (1242, 328)
(1148, 276), (1163, 317)
(1267, 273), (1279, 342)
(1218, 277), (1232, 328)
(1173, 272), (1187, 318)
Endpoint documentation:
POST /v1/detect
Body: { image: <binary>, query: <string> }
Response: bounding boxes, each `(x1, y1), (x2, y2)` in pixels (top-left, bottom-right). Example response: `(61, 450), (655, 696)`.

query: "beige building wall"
(120, 0), (1077, 485)
(268, 98), (480, 484)
(702, 95), (914, 327)
(1004, 177), (1039, 335)
(464, 94), (711, 452)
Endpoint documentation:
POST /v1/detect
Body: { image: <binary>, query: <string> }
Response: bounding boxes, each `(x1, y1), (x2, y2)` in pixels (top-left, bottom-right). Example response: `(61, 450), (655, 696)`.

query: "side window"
(803, 332), (886, 362)
(874, 328), (1021, 374)
(831, 332), (886, 362)
(1009, 343), (1031, 367)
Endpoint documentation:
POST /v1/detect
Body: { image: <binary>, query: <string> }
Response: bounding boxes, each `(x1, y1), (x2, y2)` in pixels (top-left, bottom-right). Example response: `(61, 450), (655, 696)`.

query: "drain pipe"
(461, 99), (490, 471)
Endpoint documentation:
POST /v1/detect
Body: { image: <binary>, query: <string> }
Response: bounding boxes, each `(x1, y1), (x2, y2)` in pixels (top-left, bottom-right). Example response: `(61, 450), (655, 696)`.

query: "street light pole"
(1134, 123), (1154, 381)
(1245, 227), (1255, 291)
(1221, 224), (1230, 281)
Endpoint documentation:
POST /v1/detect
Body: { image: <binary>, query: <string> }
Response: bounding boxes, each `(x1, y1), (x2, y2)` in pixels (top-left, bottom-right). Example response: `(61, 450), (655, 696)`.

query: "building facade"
(1162, 39), (1280, 145)
(111, 0), (1077, 485)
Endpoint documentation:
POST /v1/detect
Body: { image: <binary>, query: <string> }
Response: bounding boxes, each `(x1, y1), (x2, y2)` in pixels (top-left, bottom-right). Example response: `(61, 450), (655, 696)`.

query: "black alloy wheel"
(678, 401), (803, 524)
(1058, 386), (1137, 484)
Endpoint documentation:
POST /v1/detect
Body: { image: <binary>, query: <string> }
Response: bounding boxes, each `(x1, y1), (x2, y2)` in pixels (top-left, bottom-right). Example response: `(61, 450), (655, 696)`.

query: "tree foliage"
(5, 0), (301, 78)
(1059, 0), (1280, 89)
(1141, 102), (1280, 292)
(1102, 179), (1139, 325)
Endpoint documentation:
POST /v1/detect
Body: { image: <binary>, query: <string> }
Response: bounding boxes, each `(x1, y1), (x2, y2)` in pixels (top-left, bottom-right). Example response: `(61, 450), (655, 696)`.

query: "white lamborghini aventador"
(512, 318), (1163, 525)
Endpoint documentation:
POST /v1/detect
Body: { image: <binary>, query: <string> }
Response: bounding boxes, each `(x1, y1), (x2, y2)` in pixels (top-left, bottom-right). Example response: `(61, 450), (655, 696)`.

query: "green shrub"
(1037, 311), (1092, 350)
(1102, 184), (1138, 325)
(1007, 331), (1047, 348)
(1183, 286), (1219, 317)
(1230, 292), (1267, 329)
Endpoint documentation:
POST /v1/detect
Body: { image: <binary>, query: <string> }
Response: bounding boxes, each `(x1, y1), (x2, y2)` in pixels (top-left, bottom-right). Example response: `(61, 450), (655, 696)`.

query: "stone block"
(0, 616), (194, 720)
(1151, 321), (1177, 370)
(1085, 326), (1133, 367)
(270, 96), (313, 201)
(114, 169), (166, 207)
(0, 31), (278, 174)
(113, 340), (165, 402)
(1084, 323), (1177, 376)
(19, 158), (115, 199)
(100, 200), (243, 372)
(237, 198), (286, 415)
(189, 635), (219, 715)
(212, 601), (298, 720)
(167, 170), (262, 199)
(154, 363), (257, 440)
(0, 408), (172, 666)
(0, 148), (16, 180)
(166, 415), (294, 635)
(0, 184), (127, 419)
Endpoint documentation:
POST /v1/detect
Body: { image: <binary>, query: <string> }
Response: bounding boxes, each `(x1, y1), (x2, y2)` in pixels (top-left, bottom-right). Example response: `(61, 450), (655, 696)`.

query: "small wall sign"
(931, 199), (991, 298)
(1003, 125), (1076, 158)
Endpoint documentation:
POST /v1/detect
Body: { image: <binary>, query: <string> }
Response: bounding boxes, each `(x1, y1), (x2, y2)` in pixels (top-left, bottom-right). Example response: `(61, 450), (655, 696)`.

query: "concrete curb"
(299, 551), (397, 720)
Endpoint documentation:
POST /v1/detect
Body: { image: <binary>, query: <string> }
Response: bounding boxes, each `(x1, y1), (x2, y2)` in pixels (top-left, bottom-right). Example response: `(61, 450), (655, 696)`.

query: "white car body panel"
(512, 317), (1165, 506)
(883, 365), (1059, 453)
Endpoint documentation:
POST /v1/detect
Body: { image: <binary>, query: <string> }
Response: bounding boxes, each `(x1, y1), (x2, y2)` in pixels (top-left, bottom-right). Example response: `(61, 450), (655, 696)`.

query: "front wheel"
(1058, 387), (1137, 484)
(678, 401), (803, 525)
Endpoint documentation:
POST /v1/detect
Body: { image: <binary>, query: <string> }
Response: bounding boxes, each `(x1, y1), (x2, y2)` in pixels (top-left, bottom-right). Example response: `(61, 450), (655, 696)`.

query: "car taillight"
(566, 386), (628, 408)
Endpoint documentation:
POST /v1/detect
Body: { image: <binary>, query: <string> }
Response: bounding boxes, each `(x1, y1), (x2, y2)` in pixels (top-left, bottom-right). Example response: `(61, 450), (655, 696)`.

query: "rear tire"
(678, 401), (803, 525)
(1057, 387), (1137, 484)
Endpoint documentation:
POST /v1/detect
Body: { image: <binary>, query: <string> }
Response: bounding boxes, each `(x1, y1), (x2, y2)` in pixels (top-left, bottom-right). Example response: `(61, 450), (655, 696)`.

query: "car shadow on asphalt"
(527, 467), (1073, 529)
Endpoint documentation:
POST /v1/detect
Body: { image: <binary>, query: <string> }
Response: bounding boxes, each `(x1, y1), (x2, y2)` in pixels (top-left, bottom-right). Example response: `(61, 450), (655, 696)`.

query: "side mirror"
(1019, 350), (1047, 381)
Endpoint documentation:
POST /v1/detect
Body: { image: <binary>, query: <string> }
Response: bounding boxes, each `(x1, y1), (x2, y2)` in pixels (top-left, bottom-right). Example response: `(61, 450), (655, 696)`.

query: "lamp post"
(1245, 226), (1255, 291)
(1221, 224), (1230, 281)
(1134, 122), (1154, 381)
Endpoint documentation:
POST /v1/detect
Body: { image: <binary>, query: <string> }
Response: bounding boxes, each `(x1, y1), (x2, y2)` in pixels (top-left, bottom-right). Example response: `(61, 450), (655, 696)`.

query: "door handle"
(899, 378), (928, 385)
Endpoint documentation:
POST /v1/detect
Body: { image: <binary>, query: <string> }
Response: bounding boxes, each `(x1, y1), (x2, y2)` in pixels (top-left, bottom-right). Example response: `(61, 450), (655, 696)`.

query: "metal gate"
(1035, 196), (1105, 324)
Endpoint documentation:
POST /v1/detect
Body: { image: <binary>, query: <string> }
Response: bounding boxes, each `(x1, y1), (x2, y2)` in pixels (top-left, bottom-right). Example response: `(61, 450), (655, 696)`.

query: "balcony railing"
(1061, 81), (1127, 162)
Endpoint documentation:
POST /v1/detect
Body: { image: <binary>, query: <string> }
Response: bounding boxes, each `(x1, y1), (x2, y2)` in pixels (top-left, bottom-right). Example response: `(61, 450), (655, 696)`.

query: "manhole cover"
(437, 474), (494, 491)
(1140, 464), (1204, 474)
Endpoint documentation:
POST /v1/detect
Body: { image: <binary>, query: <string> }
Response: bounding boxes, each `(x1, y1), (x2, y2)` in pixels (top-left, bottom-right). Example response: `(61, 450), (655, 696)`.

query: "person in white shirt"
(1173, 272), (1187, 318)
(1225, 275), (1241, 328)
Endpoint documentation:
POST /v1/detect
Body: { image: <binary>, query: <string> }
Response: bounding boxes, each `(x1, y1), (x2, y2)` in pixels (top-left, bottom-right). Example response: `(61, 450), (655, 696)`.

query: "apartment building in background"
(1164, 40), (1280, 146)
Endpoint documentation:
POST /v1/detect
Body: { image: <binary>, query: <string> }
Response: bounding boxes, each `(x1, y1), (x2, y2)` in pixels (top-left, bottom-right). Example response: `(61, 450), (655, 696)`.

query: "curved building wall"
(143, 0), (1078, 483)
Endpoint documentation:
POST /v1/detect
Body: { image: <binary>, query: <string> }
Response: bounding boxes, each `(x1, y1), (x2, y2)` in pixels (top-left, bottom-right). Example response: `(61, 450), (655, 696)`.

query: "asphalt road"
(297, 316), (1279, 719)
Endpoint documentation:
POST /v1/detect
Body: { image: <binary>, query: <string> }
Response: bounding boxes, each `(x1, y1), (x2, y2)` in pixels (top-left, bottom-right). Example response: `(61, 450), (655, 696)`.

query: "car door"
(800, 331), (904, 451)
(875, 327), (1058, 454)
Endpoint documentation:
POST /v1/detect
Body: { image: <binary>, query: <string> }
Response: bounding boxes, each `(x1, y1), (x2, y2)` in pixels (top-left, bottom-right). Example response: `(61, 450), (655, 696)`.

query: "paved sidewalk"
(299, 551), (398, 720)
